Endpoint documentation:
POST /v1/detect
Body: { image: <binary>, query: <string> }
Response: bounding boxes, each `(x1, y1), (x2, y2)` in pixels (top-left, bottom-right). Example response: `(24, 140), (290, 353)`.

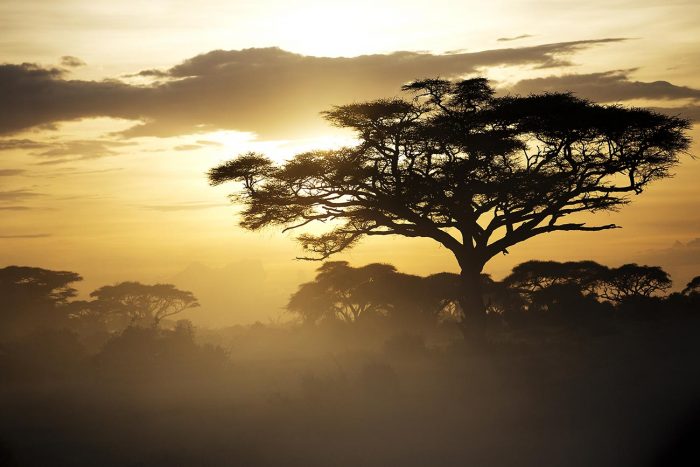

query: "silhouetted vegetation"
(0, 266), (82, 340)
(209, 77), (691, 336)
(1, 260), (700, 466)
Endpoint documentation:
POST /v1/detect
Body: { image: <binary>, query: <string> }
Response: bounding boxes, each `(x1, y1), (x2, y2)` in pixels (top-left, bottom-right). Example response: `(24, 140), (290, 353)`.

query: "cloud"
(0, 233), (51, 239)
(139, 202), (223, 211)
(648, 104), (700, 122)
(32, 139), (133, 164)
(173, 144), (203, 151)
(60, 56), (86, 68)
(0, 139), (47, 150)
(0, 40), (628, 139)
(497, 34), (533, 42)
(0, 63), (142, 135)
(0, 188), (41, 211)
(0, 189), (43, 202)
(506, 69), (700, 102)
(0, 169), (25, 177)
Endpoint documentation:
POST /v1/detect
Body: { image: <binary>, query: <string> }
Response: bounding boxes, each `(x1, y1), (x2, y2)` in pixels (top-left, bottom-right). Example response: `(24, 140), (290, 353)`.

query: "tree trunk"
(457, 264), (488, 342)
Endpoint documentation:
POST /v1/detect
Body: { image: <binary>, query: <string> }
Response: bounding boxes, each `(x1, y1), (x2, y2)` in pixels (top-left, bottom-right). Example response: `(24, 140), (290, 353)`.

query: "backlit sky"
(1, 0), (699, 324)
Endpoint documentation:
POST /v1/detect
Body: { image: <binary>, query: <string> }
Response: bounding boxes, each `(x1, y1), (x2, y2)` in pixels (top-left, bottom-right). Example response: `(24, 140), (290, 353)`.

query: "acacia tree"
(209, 78), (690, 333)
(287, 261), (482, 326)
(287, 262), (397, 323)
(504, 260), (672, 303)
(504, 260), (608, 295)
(89, 282), (199, 329)
(681, 276), (700, 296)
(0, 266), (82, 337)
(597, 264), (672, 302)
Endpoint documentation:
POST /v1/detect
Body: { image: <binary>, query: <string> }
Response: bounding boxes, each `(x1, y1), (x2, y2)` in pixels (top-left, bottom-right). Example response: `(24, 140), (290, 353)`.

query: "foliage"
(0, 266), (82, 338)
(682, 276), (700, 296)
(210, 77), (691, 321)
(504, 260), (672, 305)
(287, 261), (510, 326)
(597, 263), (672, 302)
(88, 281), (200, 329)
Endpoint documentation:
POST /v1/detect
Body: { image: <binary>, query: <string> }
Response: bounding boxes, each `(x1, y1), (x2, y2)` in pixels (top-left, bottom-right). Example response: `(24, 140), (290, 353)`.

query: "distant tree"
(0, 266), (81, 306)
(209, 77), (691, 335)
(89, 282), (199, 329)
(503, 260), (607, 296)
(0, 266), (82, 337)
(422, 272), (522, 320)
(287, 262), (398, 324)
(597, 264), (672, 302)
(503, 260), (671, 306)
(682, 276), (700, 296)
(288, 262), (506, 327)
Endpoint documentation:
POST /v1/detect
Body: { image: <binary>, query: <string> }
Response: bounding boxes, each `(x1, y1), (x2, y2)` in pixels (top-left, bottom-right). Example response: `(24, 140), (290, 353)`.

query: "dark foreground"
(1, 317), (699, 467)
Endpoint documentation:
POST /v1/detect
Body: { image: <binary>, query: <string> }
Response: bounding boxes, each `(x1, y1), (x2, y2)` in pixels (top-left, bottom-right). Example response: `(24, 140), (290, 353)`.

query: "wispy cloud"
(32, 139), (133, 164)
(174, 144), (203, 151)
(0, 189), (43, 202)
(497, 34), (533, 42)
(0, 169), (25, 177)
(0, 233), (51, 239)
(0, 139), (47, 151)
(139, 202), (224, 211)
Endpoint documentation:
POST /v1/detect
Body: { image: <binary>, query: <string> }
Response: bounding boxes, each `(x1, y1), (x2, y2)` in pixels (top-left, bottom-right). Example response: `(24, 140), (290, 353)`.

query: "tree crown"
(209, 78), (691, 267)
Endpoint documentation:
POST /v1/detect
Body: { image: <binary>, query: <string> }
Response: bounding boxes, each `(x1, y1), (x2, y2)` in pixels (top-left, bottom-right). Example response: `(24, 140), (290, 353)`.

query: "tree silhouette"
(288, 262), (470, 326)
(209, 77), (691, 333)
(597, 264), (672, 302)
(504, 260), (671, 304)
(682, 276), (700, 296)
(89, 282), (199, 329)
(0, 266), (82, 337)
(287, 262), (400, 324)
(503, 260), (607, 295)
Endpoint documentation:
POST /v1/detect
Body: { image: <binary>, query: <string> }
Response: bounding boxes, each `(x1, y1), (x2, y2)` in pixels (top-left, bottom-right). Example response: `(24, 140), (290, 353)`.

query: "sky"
(1, 0), (699, 325)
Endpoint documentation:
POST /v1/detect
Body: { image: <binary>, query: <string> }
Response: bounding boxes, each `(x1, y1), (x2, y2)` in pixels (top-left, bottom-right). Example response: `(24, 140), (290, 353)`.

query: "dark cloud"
(0, 169), (25, 177)
(649, 104), (700, 122)
(60, 56), (86, 68)
(0, 63), (142, 135)
(131, 68), (169, 78)
(497, 34), (533, 42)
(0, 206), (31, 211)
(0, 40), (627, 139)
(507, 69), (700, 102)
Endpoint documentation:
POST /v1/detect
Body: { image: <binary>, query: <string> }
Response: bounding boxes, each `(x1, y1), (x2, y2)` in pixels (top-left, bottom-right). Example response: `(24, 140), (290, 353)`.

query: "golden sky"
(1, 0), (699, 324)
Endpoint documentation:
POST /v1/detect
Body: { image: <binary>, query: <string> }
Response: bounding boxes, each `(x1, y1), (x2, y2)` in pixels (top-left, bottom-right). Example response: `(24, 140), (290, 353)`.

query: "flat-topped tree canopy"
(209, 77), (691, 326)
